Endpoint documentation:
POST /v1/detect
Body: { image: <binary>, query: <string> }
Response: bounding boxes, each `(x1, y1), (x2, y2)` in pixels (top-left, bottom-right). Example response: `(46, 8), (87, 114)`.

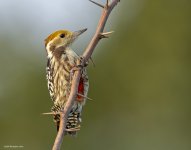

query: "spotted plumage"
(44, 29), (89, 135)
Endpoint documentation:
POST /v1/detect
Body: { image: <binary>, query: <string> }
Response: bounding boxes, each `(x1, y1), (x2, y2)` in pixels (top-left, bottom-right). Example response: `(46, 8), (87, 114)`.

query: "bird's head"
(45, 28), (87, 56)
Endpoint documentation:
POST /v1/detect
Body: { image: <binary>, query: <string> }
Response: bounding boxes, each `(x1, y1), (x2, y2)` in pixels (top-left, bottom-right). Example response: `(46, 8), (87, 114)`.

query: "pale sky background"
(0, 0), (143, 54)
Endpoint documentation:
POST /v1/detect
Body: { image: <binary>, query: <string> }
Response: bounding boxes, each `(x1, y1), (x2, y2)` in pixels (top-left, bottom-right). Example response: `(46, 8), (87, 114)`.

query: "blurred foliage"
(0, 0), (191, 150)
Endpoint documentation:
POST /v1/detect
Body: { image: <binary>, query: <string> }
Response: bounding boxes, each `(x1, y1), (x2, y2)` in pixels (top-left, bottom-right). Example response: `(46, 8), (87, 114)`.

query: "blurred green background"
(0, 0), (191, 149)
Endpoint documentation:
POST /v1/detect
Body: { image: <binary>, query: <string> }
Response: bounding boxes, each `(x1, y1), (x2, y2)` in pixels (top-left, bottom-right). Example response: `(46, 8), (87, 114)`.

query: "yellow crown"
(44, 30), (72, 47)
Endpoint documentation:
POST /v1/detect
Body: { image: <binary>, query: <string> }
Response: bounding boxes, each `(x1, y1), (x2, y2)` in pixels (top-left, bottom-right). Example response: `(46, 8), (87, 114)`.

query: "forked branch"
(52, 0), (120, 150)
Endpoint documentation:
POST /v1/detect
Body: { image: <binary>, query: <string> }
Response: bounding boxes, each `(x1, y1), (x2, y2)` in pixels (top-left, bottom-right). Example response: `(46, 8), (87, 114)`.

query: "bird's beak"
(73, 28), (87, 38)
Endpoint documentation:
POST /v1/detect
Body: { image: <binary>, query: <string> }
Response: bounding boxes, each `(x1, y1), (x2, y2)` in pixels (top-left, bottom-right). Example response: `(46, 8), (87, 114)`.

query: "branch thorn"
(77, 93), (93, 101)
(42, 112), (61, 115)
(90, 57), (96, 67)
(100, 31), (114, 38)
(89, 0), (104, 8)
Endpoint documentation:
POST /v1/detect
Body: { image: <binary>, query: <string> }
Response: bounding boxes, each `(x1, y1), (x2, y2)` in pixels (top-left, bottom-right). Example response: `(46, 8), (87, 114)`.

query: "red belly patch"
(77, 78), (84, 102)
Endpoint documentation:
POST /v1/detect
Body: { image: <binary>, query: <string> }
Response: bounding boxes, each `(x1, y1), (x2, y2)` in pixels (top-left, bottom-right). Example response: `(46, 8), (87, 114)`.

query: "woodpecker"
(44, 28), (89, 135)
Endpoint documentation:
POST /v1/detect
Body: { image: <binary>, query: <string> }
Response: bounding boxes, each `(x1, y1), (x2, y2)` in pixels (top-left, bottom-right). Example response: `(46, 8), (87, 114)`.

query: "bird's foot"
(70, 64), (83, 82)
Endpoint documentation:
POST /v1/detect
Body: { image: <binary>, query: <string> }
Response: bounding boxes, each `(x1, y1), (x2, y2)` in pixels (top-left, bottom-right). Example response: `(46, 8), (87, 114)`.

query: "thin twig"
(106, 0), (109, 8)
(52, 0), (120, 150)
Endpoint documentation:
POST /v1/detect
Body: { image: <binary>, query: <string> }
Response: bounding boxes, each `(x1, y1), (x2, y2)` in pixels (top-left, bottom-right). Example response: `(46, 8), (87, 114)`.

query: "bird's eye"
(60, 34), (65, 38)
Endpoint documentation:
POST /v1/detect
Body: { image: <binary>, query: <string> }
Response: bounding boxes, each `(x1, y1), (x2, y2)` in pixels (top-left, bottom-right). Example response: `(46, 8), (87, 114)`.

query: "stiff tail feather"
(52, 105), (81, 136)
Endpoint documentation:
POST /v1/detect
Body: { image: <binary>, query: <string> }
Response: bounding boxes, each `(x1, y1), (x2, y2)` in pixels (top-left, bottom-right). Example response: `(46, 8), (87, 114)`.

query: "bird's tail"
(51, 105), (81, 136)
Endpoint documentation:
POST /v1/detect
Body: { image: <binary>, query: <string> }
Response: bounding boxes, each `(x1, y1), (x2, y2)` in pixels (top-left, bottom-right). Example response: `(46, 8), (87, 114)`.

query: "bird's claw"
(70, 56), (88, 82)
(70, 65), (83, 82)
(79, 56), (89, 67)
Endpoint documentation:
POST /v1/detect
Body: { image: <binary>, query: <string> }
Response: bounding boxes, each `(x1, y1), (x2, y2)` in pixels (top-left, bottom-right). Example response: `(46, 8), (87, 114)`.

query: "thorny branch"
(52, 0), (120, 149)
